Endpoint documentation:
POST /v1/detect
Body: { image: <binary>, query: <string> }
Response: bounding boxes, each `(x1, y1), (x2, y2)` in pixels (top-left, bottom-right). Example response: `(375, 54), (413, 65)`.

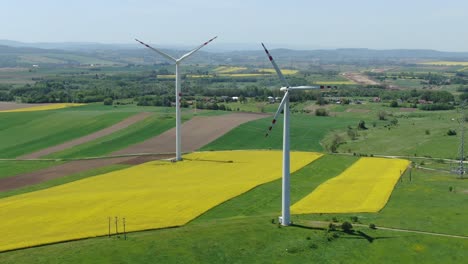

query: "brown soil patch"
(18, 112), (152, 159)
(303, 104), (333, 112)
(0, 102), (52, 111)
(0, 157), (131, 192)
(0, 112), (268, 191)
(345, 108), (371, 113)
(342, 72), (380, 85)
(113, 112), (268, 155)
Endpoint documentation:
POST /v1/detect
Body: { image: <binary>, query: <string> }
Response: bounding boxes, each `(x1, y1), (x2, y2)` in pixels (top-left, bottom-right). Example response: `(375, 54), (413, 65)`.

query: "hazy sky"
(1, 0), (467, 51)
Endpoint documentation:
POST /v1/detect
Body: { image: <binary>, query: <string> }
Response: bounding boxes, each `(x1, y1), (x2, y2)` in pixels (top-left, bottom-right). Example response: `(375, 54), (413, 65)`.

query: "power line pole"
(458, 101), (465, 179)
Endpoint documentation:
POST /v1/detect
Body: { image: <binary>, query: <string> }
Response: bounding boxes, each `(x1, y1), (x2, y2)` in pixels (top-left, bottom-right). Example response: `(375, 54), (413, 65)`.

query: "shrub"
(390, 100), (399, 107)
(103, 97), (113, 105)
(378, 111), (388, 120)
(358, 120), (368, 130)
(369, 223), (377, 229)
(419, 103), (455, 111)
(347, 128), (357, 140)
(447, 129), (457, 136)
(328, 134), (344, 153)
(315, 108), (329, 116)
(341, 221), (353, 233)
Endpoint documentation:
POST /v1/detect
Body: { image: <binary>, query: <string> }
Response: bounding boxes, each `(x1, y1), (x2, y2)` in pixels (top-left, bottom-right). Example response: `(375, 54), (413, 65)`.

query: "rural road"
(0, 112), (269, 192)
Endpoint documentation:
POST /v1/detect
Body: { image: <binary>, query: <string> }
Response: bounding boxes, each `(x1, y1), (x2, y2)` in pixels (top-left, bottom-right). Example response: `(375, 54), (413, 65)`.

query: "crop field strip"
(291, 157), (411, 213)
(0, 110), (134, 158)
(0, 150), (322, 252)
(0, 103), (84, 112)
(19, 112), (153, 159)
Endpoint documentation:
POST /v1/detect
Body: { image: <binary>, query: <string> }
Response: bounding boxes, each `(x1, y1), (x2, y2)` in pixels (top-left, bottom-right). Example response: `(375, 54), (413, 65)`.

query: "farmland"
(0, 150), (321, 252)
(0, 44), (468, 263)
(0, 103), (83, 112)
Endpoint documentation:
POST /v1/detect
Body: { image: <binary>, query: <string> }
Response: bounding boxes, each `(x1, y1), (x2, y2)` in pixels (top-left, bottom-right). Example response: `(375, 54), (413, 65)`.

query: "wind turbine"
(135, 36), (217, 161)
(262, 43), (322, 226)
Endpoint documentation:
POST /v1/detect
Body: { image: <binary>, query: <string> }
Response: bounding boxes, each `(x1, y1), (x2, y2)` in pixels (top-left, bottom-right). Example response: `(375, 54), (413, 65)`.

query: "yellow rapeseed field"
(219, 73), (266, 77)
(291, 157), (410, 214)
(214, 66), (247, 73)
(0, 150), (321, 252)
(0, 103), (85, 113)
(419, 61), (468, 66)
(258, 68), (298, 75)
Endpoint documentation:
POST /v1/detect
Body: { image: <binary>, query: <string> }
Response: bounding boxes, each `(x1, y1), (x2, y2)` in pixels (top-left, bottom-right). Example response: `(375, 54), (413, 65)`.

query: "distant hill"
(1, 39), (468, 67)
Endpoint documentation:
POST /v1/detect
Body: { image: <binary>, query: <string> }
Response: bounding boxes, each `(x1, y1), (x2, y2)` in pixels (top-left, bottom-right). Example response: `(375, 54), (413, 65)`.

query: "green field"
(201, 114), (361, 152)
(0, 109), (132, 158)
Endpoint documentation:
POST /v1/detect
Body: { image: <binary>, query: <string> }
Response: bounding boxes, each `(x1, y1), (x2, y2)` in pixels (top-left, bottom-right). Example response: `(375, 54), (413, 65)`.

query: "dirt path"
(0, 112), (268, 192)
(342, 72), (380, 85)
(352, 223), (468, 239)
(301, 221), (468, 239)
(18, 112), (152, 159)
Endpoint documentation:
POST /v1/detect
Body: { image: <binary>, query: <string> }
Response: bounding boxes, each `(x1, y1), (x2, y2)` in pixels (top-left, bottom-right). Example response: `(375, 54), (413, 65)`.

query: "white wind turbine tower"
(262, 43), (322, 226)
(135, 36), (217, 161)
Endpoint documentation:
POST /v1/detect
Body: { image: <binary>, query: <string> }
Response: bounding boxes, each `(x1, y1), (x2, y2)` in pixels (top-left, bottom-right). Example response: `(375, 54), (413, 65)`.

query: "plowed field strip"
(18, 112), (152, 159)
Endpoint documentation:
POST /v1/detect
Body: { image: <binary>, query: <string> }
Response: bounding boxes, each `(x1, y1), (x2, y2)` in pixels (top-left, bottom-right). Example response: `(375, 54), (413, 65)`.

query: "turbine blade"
(135, 38), (177, 62)
(265, 91), (289, 137)
(179, 36), (218, 62)
(261, 43), (290, 87)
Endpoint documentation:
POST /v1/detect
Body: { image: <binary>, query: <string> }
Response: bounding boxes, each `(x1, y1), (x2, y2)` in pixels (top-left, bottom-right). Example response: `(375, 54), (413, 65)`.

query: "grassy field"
(335, 111), (461, 158)
(201, 114), (361, 152)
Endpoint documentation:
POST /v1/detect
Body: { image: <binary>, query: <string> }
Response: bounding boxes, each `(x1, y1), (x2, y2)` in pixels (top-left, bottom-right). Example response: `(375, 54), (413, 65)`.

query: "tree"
(328, 134), (344, 153)
(347, 128), (357, 140)
(103, 97), (113, 105)
(389, 100), (399, 107)
(378, 111), (388, 120)
(341, 221), (353, 233)
(315, 108), (329, 116)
